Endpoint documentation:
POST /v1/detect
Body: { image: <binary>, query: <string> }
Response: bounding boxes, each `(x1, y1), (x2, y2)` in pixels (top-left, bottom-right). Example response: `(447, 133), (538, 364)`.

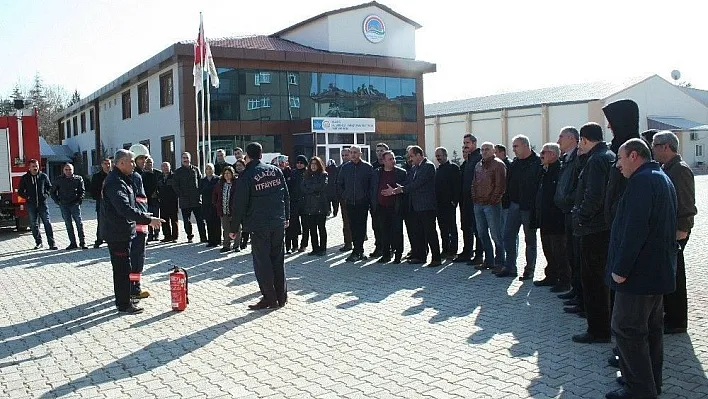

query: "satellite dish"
(671, 70), (681, 81)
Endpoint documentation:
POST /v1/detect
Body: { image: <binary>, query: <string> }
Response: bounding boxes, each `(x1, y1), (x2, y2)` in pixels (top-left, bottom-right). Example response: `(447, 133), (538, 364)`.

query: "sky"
(2, 0), (707, 104)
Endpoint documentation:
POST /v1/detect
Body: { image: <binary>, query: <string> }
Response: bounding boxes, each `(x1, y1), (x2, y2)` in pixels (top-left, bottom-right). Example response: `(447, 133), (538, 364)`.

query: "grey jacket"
(173, 165), (203, 209)
(402, 158), (437, 212)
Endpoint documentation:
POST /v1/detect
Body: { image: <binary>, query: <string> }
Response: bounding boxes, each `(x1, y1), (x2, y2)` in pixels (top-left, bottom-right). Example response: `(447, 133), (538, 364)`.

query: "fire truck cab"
(0, 100), (41, 231)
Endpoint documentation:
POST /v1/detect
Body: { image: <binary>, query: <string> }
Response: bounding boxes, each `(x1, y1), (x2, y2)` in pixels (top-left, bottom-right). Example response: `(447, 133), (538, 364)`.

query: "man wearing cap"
(102, 149), (163, 314)
(128, 143), (152, 300)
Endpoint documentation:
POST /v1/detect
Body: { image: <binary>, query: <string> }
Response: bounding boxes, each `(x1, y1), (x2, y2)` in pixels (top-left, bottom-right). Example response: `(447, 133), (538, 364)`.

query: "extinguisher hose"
(182, 268), (189, 304)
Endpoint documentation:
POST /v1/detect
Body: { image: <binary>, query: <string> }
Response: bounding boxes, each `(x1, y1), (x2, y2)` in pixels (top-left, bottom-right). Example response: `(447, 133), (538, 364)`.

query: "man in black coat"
(533, 143), (569, 290)
(457, 134), (484, 264)
(498, 135), (541, 279)
(156, 162), (179, 242)
(230, 142), (290, 310)
(553, 127), (582, 298)
(17, 159), (57, 250)
(102, 149), (163, 314)
(435, 147), (461, 259)
(51, 163), (87, 250)
(142, 157), (161, 241)
(90, 158), (112, 248)
(369, 142), (389, 257)
(172, 152), (205, 243)
(603, 99), (639, 224)
(337, 145), (373, 262)
(370, 151), (407, 264)
(571, 123), (616, 344)
(604, 139), (677, 399)
(383, 146), (441, 266)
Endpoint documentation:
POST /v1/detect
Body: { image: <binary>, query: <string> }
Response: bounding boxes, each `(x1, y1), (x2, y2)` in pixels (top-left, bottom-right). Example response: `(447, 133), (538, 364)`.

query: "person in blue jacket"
(604, 139), (678, 399)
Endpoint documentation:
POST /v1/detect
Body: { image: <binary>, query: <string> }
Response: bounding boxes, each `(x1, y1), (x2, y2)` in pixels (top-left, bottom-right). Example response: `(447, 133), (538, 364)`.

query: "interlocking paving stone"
(1, 176), (708, 398)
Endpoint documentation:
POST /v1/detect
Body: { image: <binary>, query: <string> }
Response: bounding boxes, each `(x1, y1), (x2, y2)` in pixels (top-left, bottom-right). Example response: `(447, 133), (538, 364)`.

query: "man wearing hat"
(128, 144), (152, 300)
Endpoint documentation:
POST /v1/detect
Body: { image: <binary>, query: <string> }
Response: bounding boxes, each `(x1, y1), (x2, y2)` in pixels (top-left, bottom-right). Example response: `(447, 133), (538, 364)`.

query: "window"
(161, 136), (175, 167)
(159, 71), (174, 107)
(65, 121), (70, 139)
(122, 91), (131, 119)
(80, 113), (86, 133)
(123, 143), (132, 150)
(89, 109), (95, 131)
(73, 116), (78, 136)
(288, 73), (298, 85)
(696, 145), (704, 157)
(138, 82), (149, 114)
(247, 97), (272, 110)
(289, 96), (300, 108)
(91, 150), (96, 171)
(690, 132), (699, 141)
(254, 72), (271, 86)
(139, 139), (150, 152)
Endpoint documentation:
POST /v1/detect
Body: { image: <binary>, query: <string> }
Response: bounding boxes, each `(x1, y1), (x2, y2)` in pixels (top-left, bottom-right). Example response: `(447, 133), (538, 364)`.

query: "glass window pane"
(385, 77), (401, 99)
(369, 76), (386, 98)
(317, 146), (326, 160)
(319, 73), (337, 95)
(357, 133), (365, 144)
(309, 73), (318, 96)
(352, 75), (370, 97)
(241, 70), (260, 95)
(260, 71), (282, 96)
(259, 96), (280, 121)
(329, 148), (342, 165)
(316, 133), (326, 144)
(335, 74), (353, 94)
(402, 100), (417, 122)
(327, 133), (354, 144)
(400, 78), (416, 98)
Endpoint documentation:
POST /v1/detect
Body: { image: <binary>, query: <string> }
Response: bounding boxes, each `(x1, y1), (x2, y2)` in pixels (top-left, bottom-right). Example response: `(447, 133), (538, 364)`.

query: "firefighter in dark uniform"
(230, 142), (290, 310)
(102, 149), (162, 314)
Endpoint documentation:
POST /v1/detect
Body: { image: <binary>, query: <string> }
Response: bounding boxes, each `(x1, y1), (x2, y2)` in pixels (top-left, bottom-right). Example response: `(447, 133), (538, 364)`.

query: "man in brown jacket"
(471, 142), (507, 269)
(651, 131), (697, 334)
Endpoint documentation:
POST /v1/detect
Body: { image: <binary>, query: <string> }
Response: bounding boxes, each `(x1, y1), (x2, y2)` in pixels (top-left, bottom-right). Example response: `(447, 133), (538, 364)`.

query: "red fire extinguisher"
(169, 266), (188, 311)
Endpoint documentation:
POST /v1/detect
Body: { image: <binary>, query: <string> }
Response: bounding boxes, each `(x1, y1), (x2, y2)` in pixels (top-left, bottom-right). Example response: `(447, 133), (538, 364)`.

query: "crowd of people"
(15, 97), (698, 398)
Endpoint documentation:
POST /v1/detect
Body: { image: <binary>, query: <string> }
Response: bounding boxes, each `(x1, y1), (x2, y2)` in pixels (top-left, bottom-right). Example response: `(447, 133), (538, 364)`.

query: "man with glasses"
(651, 131), (697, 335)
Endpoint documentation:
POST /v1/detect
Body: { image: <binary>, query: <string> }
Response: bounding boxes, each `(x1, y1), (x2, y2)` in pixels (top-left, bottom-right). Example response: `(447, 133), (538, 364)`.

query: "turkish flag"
(193, 16), (205, 92)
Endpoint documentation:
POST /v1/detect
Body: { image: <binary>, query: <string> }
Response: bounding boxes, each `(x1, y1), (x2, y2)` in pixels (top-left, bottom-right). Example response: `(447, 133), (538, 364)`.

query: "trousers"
(108, 241), (132, 309)
(251, 227), (287, 305)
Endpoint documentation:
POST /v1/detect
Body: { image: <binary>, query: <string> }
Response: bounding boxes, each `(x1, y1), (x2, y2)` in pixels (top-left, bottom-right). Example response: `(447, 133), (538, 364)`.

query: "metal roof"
(647, 116), (703, 130)
(39, 137), (55, 157)
(680, 87), (708, 107)
(424, 76), (652, 117)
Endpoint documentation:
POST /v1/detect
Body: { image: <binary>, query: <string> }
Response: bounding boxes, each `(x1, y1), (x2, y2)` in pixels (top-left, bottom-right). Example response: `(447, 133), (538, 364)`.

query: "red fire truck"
(0, 101), (40, 231)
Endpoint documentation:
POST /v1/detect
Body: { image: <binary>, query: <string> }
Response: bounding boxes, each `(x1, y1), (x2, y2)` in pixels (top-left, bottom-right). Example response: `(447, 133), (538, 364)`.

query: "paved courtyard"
(1, 177), (707, 399)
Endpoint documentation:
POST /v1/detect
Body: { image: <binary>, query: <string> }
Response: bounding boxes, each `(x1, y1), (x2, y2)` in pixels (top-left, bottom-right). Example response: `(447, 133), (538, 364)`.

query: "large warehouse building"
(425, 74), (708, 169)
(57, 1), (435, 175)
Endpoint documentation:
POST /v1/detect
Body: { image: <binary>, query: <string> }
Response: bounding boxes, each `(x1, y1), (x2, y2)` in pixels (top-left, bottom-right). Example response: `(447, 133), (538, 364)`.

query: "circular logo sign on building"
(363, 15), (385, 43)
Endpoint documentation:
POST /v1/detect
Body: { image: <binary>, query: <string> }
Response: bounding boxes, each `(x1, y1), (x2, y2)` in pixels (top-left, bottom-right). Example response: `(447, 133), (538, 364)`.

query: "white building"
(425, 74), (708, 169)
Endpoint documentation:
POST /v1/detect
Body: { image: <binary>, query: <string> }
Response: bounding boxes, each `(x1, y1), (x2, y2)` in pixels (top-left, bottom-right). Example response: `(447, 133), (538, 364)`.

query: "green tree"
(450, 150), (462, 165)
(67, 89), (81, 107)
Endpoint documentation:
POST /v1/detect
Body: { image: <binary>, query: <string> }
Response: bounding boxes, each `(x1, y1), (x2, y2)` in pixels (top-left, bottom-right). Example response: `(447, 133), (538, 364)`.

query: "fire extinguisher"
(169, 266), (188, 311)
(129, 272), (141, 305)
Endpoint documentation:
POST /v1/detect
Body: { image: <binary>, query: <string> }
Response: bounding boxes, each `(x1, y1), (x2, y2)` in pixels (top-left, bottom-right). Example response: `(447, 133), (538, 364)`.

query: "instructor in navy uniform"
(230, 142), (290, 310)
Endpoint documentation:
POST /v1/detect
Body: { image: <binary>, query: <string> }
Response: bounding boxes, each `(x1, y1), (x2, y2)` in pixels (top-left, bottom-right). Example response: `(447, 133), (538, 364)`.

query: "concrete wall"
(62, 64), (181, 171)
(548, 103), (590, 143)
(282, 5), (417, 59)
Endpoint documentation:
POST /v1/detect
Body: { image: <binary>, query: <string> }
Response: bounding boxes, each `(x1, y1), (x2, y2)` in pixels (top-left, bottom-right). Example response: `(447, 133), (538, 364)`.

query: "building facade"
(58, 1), (435, 173)
(425, 75), (708, 168)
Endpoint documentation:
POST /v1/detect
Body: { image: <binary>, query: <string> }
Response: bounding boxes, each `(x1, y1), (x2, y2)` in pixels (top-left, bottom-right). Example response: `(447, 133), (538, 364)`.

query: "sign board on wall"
(363, 15), (385, 43)
(311, 118), (376, 133)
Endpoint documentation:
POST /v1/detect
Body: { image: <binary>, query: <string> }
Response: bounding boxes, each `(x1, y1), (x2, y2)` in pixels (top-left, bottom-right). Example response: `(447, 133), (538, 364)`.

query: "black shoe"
(453, 254), (470, 263)
(65, 244), (78, 250)
(427, 260), (442, 267)
(563, 299), (579, 306)
(234, 247), (241, 253)
(377, 256), (392, 263)
(248, 300), (279, 310)
(220, 247), (231, 253)
(616, 376), (625, 386)
(664, 326), (687, 334)
(392, 255), (402, 264)
(346, 253), (366, 262)
(612, 346), (619, 356)
(550, 283), (571, 293)
(572, 332), (610, 344)
(608, 355), (620, 368)
(79, 244), (88, 250)
(557, 290), (576, 299)
(468, 255), (484, 265)
(519, 272), (533, 281)
(339, 245), (353, 252)
(160, 238), (173, 243)
(187, 238), (193, 243)
(563, 305), (583, 314)
(240, 240), (248, 250)
(370, 249), (383, 258)
(34, 243), (43, 250)
(496, 269), (518, 278)
(605, 389), (632, 399)
(205, 243), (217, 248)
(407, 258), (424, 264)
(307, 251), (318, 256)
(533, 278), (556, 287)
(48, 245), (58, 250)
(118, 305), (144, 314)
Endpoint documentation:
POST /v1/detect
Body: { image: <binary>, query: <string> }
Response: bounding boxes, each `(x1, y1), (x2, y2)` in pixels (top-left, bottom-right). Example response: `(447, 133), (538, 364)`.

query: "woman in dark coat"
(199, 163), (220, 247)
(325, 159), (339, 217)
(232, 159), (249, 249)
(212, 166), (237, 253)
(302, 156), (330, 256)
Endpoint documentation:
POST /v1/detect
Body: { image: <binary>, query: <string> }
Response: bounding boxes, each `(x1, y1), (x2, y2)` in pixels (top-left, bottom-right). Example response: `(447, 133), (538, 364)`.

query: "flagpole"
(195, 83), (201, 171)
(199, 14), (206, 173)
(206, 49), (212, 164)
